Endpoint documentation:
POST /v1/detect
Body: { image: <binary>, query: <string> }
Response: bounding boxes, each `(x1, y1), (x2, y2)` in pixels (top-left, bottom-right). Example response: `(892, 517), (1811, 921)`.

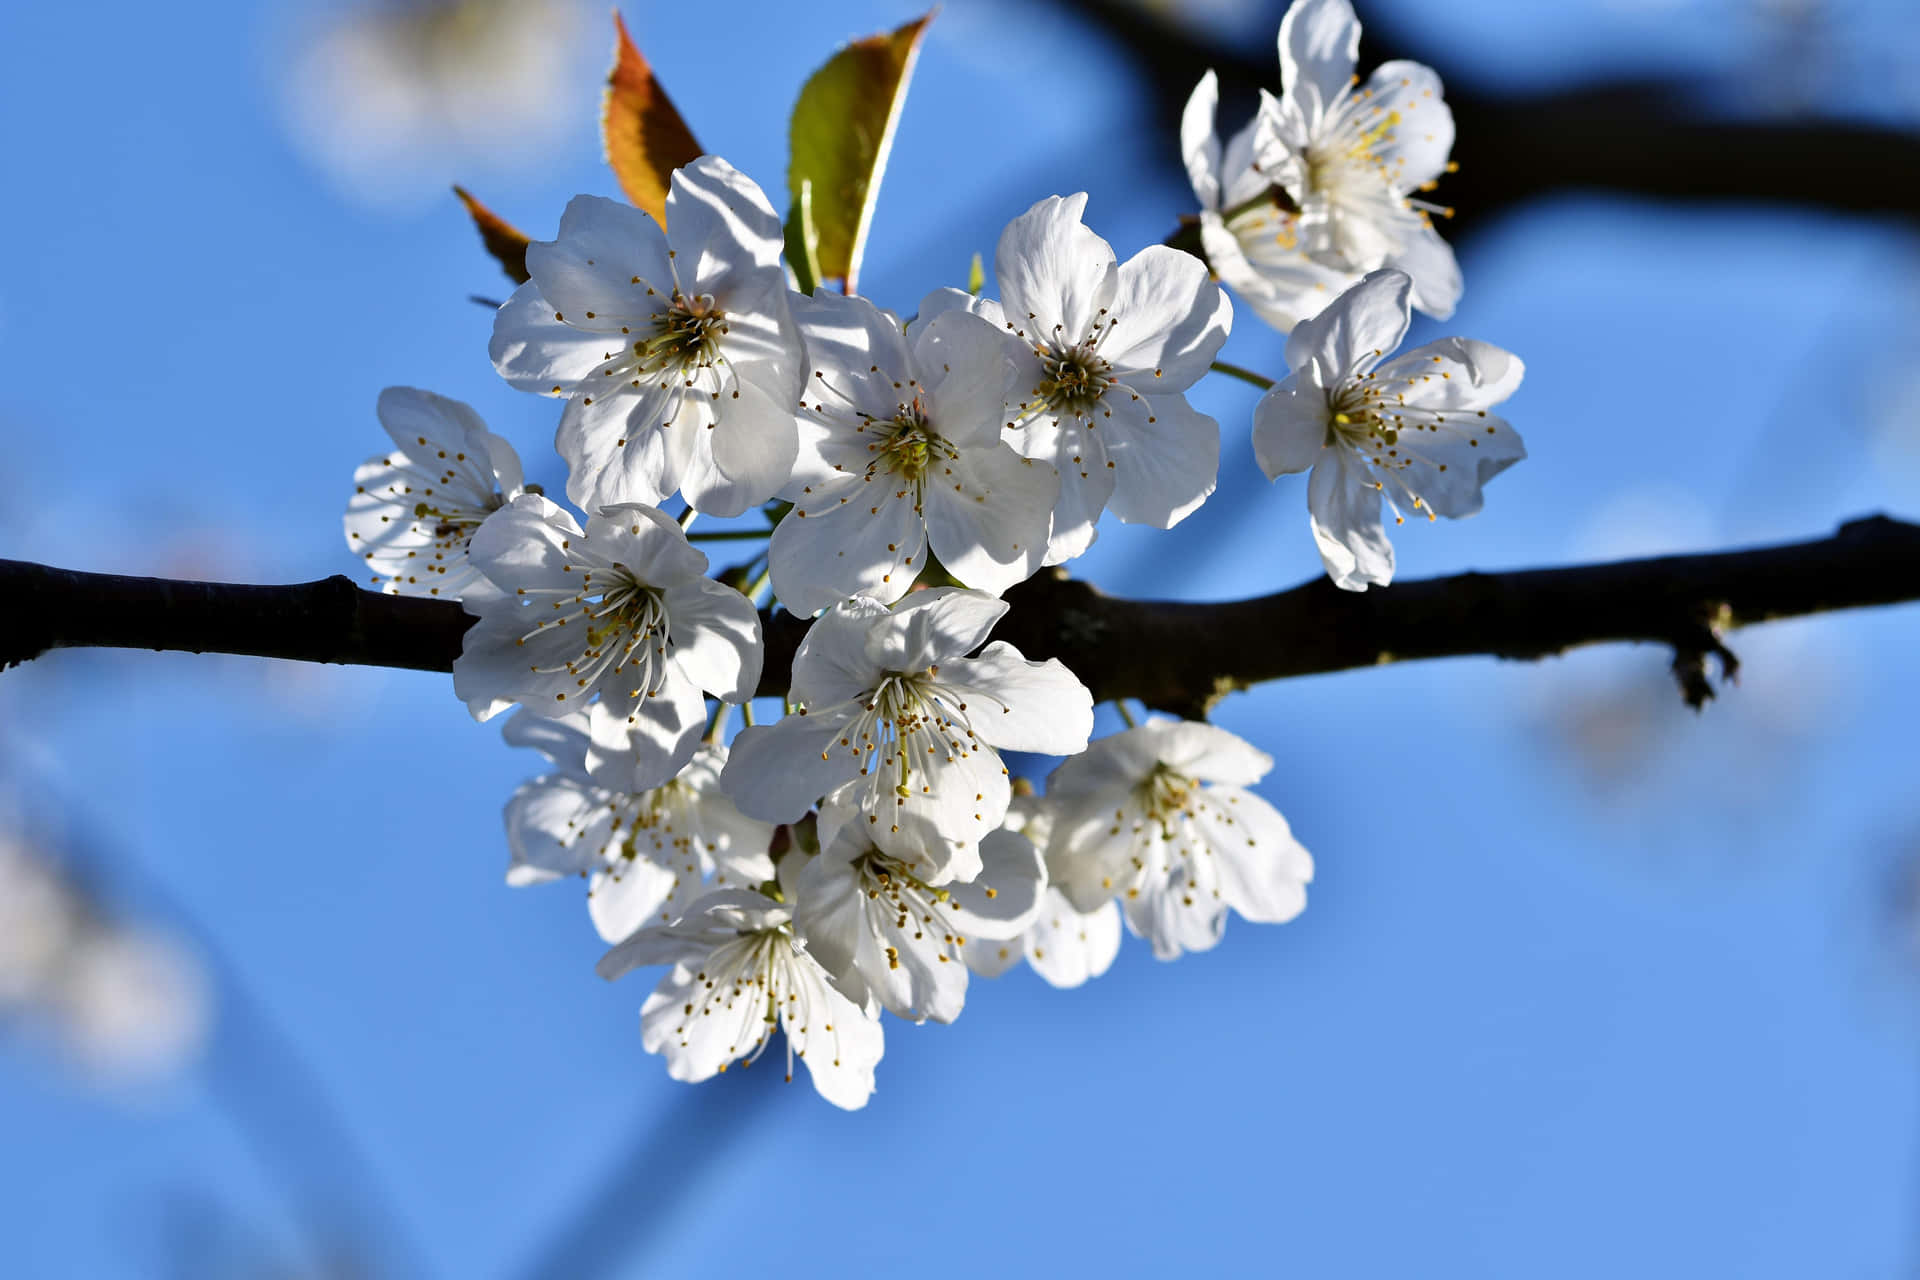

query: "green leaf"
(783, 179), (822, 297)
(786, 9), (935, 295)
(602, 10), (704, 227)
(966, 251), (984, 296)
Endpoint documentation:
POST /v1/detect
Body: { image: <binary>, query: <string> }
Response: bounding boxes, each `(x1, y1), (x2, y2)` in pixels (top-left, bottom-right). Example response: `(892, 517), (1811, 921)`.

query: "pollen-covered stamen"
(1328, 369), (1475, 523)
(856, 851), (967, 967)
(589, 291), (738, 402)
(822, 669), (987, 806)
(1135, 763), (1200, 837)
(863, 401), (961, 509)
(1032, 342), (1114, 420)
(519, 567), (676, 694)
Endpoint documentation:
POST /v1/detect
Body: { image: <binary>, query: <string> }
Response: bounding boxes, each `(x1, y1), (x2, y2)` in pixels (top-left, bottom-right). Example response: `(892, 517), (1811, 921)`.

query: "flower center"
(519, 568), (674, 696)
(1135, 763), (1198, 832)
(634, 294), (725, 377)
(870, 404), (946, 486)
(1034, 344), (1112, 418)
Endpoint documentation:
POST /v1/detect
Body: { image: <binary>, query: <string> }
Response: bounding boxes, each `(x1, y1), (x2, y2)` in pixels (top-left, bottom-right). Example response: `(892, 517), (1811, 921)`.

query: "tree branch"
(6, 515), (1917, 717)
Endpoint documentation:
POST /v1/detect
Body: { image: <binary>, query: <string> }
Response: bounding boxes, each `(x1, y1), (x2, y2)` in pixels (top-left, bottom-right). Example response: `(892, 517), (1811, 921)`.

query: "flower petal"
(1252, 375), (1333, 479)
(994, 194), (1117, 344)
(1308, 447), (1395, 590)
(1101, 246), (1232, 390)
(1283, 268), (1412, 386)
(938, 642), (1093, 755)
(1278, 0), (1362, 127)
(1102, 392), (1220, 529)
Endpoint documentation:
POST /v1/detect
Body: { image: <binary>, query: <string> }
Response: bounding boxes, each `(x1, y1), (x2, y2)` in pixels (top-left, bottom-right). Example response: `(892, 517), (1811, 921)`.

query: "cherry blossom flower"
(720, 588), (1093, 885)
(1253, 269), (1526, 591)
(965, 792), (1123, 989)
(788, 799), (1046, 1023)
(923, 192), (1232, 563)
(488, 157), (803, 517)
(769, 292), (1056, 615)
(1249, 0), (1461, 320)
(501, 710), (775, 943)
(1180, 70), (1355, 335)
(453, 495), (762, 787)
(1046, 719), (1313, 961)
(596, 888), (883, 1110)
(344, 387), (526, 598)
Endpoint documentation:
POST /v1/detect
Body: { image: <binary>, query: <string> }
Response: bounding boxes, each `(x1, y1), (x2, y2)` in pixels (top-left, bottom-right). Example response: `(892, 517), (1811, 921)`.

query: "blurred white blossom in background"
(0, 830), (210, 1085)
(275, 0), (594, 210)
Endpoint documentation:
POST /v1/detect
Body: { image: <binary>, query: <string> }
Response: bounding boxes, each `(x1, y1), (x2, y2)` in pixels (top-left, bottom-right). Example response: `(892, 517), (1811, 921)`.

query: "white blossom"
(770, 292), (1056, 614)
(923, 192), (1232, 563)
(1247, 0), (1461, 321)
(721, 588), (1093, 885)
(1046, 719), (1313, 961)
(1253, 269), (1525, 591)
(453, 495), (762, 787)
(967, 792), (1122, 989)
(789, 799), (1045, 1023)
(1180, 70), (1356, 335)
(344, 387), (526, 598)
(488, 157), (804, 517)
(596, 888), (883, 1110)
(501, 710), (775, 943)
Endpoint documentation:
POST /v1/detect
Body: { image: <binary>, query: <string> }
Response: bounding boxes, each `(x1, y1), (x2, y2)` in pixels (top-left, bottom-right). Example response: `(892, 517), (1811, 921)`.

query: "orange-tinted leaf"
(602, 11), (703, 226)
(787, 10), (935, 294)
(453, 186), (532, 284)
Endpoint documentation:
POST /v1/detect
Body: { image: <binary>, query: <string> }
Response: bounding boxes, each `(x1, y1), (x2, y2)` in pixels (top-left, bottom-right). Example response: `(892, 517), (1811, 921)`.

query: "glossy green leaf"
(786, 10), (935, 294)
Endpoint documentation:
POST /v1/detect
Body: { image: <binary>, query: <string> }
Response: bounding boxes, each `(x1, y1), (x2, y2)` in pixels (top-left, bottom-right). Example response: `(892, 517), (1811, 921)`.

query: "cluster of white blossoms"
(339, 0), (1528, 1107)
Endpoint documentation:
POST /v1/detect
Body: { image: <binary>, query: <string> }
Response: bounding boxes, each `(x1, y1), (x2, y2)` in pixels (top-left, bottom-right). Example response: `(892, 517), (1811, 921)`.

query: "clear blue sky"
(2, 0), (1918, 1275)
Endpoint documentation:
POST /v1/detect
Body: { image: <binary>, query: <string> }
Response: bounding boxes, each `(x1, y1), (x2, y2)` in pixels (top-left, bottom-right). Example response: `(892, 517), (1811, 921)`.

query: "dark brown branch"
(6, 515), (1917, 717)
(1054, 0), (1920, 229)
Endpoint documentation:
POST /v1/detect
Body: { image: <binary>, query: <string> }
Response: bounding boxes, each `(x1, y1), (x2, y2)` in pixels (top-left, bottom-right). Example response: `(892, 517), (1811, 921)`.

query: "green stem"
(1211, 360), (1276, 391)
(677, 506), (697, 531)
(1113, 699), (1138, 728)
(705, 698), (732, 744)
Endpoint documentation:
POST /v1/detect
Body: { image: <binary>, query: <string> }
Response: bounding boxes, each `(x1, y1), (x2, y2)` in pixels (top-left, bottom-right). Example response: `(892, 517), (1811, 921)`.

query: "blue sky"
(1, 0), (1917, 1276)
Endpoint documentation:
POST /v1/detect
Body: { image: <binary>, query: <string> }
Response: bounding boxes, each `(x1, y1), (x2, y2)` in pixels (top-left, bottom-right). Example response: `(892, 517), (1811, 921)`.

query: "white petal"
(639, 955), (771, 1083)
(1100, 246), (1232, 390)
(534, 194), (674, 313)
(769, 485), (926, 615)
(500, 707), (595, 780)
(1024, 893), (1122, 989)
(946, 827), (1047, 940)
(1308, 448), (1395, 590)
(490, 282), (628, 393)
(720, 711), (861, 823)
(937, 643), (1093, 756)
(589, 854), (690, 943)
(663, 156), (788, 299)
(661, 575), (763, 702)
(1253, 376), (1335, 480)
(557, 390), (678, 512)
(994, 194), (1117, 343)
(787, 596), (891, 707)
(1180, 70), (1224, 211)
(1152, 719), (1274, 786)
(1195, 787), (1312, 925)
(1283, 268), (1413, 386)
(695, 363), (801, 517)
(504, 775), (610, 883)
(922, 449), (1056, 596)
(1278, 0), (1362, 127)
(1385, 219), (1462, 321)
(779, 949), (883, 1110)
(1102, 392), (1219, 530)
(587, 665), (706, 790)
(1360, 60), (1454, 192)
(866, 587), (1009, 673)
(582, 504), (708, 588)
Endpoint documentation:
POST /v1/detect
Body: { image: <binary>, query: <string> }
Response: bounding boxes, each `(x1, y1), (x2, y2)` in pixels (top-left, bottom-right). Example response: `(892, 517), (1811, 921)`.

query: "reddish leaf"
(602, 11), (704, 227)
(453, 185), (531, 284)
